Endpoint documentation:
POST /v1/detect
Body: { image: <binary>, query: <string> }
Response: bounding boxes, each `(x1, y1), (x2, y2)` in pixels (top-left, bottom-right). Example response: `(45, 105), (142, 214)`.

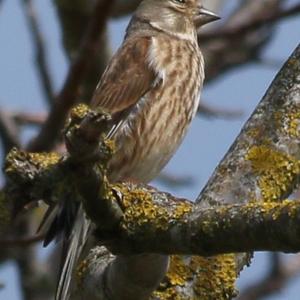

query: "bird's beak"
(195, 7), (220, 27)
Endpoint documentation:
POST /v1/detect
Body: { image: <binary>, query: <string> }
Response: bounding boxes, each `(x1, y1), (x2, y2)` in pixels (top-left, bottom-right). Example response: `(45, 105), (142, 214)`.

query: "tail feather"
(55, 205), (91, 300)
(39, 202), (91, 300)
(40, 199), (79, 247)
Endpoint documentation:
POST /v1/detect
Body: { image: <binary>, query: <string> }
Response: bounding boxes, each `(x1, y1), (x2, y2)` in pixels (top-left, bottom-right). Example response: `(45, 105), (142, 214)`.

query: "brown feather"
(91, 36), (156, 114)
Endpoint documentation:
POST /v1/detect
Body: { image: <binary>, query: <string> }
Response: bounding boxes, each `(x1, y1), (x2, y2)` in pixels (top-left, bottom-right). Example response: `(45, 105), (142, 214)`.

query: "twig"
(255, 56), (284, 69)
(0, 234), (44, 247)
(111, 0), (140, 18)
(237, 253), (300, 300)
(201, 0), (284, 82)
(200, 3), (300, 40)
(13, 111), (46, 126)
(0, 110), (20, 153)
(198, 102), (244, 120)
(156, 172), (194, 188)
(27, 0), (115, 152)
(21, 0), (55, 105)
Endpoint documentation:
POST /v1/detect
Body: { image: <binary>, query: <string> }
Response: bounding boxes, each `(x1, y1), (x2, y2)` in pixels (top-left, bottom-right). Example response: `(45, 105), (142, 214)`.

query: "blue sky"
(0, 0), (300, 299)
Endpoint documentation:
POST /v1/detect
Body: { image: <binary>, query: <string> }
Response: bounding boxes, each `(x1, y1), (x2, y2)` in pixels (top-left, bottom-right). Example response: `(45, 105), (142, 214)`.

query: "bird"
(43, 1), (220, 299)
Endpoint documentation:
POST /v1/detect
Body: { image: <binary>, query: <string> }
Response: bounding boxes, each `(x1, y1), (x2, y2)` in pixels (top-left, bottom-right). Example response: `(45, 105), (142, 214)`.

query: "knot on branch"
(3, 104), (116, 217)
(64, 103), (114, 163)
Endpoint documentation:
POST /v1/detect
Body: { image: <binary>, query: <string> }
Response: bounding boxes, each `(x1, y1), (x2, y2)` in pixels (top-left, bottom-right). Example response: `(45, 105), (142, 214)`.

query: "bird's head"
(135, 0), (220, 39)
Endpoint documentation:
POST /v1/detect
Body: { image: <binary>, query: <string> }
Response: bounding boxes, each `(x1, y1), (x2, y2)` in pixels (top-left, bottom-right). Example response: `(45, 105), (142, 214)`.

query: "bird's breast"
(110, 35), (204, 182)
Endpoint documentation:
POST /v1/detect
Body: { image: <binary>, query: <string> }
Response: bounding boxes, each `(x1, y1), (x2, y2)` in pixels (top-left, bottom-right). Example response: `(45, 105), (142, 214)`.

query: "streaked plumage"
(92, 33), (204, 182)
(44, 1), (220, 299)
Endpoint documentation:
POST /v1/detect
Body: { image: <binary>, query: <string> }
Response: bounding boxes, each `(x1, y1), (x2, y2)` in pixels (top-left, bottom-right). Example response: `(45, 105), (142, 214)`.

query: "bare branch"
(156, 172), (194, 188)
(0, 110), (20, 153)
(20, 0), (55, 105)
(111, 0), (140, 18)
(201, 0), (285, 82)
(198, 102), (244, 120)
(0, 233), (44, 247)
(28, 0), (115, 152)
(238, 253), (300, 300)
(13, 111), (46, 126)
(200, 3), (300, 41)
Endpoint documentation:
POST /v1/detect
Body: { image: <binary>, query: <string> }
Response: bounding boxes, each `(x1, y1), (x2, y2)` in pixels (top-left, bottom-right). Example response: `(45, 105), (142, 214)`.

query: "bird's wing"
(90, 35), (157, 128)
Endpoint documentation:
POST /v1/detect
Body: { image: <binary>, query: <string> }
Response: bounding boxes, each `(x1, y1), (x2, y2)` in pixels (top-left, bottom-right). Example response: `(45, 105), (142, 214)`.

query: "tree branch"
(200, 0), (286, 82)
(20, 0), (55, 105)
(238, 253), (300, 300)
(27, 0), (115, 152)
(0, 233), (44, 247)
(200, 3), (300, 41)
(0, 110), (20, 153)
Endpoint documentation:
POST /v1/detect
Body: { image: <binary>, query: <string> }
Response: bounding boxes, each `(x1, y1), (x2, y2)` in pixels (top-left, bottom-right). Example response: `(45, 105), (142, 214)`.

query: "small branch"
(255, 56), (284, 69)
(28, 0), (115, 152)
(13, 111), (46, 126)
(200, 3), (300, 40)
(21, 0), (55, 105)
(156, 172), (194, 188)
(0, 233), (44, 247)
(200, 0), (285, 82)
(0, 110), (20, 153)
(198, 102), (244, 120)
(111, 0), (140, 18)
(238, 253), (300, 300)
(53, 0), (112, 101)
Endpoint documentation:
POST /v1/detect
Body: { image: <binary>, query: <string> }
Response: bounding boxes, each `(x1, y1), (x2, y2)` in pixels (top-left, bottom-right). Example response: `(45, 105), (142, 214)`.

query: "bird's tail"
(39, 202), (91, 300)
(55, 205), (91, 300)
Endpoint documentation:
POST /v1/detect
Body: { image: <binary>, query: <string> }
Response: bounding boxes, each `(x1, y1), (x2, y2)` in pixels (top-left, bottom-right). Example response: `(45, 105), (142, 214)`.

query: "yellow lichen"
(192, 255), (237, 299)
(152, 254), (237, 300)
(70, 103), (90, 121)
(5, 148), (60, 176)
(286, 110), (300, 137)
(167, 256), (194, 286)
(28, 152), (61, 169)
(241, 200), (300, 225)
(119, 186), (192, 232)
(246, 145), (300, 201)
(76, 258), (89, 288)
(247, 127), (264, 140)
